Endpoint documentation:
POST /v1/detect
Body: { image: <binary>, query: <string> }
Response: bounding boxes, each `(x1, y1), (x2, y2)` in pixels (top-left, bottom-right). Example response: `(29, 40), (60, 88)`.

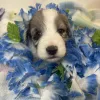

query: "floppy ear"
(66, 23), (72, 38)
(26, 24), (32, 45)
(61, 14), (72, 38)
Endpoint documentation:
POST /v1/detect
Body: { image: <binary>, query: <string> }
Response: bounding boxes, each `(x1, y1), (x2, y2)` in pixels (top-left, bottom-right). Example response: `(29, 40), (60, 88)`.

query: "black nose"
(46, 45), (58, 55)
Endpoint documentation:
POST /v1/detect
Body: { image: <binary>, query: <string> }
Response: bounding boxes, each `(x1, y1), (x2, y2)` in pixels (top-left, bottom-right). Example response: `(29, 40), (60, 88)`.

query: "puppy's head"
(26, 9), (71, 62)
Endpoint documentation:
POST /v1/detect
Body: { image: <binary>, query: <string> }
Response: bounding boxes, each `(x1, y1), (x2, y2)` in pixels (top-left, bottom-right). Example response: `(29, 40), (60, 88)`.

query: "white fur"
(37, 9), (66, 62)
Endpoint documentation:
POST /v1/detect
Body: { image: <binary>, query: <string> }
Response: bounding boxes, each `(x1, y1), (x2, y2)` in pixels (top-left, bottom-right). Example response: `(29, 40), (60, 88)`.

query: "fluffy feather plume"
(0, 3), (100, 100)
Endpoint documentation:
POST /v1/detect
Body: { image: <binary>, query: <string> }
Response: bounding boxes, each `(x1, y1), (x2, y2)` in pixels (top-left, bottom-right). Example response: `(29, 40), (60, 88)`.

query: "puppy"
(26, 9), (71, 62)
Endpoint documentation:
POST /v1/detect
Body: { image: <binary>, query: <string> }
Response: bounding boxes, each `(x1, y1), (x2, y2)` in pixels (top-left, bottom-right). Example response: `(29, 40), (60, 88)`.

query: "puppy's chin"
(46, 57), (61, 62)
(38, 55), (64, 62)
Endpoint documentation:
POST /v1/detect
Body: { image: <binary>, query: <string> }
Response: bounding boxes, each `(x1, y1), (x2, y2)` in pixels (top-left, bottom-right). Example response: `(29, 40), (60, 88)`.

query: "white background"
(0, 0), (100, 12)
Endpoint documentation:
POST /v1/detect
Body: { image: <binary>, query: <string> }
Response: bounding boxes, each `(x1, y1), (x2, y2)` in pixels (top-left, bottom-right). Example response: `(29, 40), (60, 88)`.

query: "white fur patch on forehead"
(42, 9), (58, 19)
(42, 9), (58, 34)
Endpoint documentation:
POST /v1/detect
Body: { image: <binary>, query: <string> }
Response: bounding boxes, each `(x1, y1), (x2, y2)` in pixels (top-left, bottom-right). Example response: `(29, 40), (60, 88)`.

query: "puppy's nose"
(46, 45), (58, 55)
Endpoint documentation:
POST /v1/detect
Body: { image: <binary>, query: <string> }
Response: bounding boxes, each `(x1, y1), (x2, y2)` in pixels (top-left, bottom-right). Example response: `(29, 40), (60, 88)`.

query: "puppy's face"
(26, 9), (70, 62)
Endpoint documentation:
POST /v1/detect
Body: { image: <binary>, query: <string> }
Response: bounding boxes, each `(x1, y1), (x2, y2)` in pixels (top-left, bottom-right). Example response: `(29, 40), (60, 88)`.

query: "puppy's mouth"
(46, 56), (61, 62)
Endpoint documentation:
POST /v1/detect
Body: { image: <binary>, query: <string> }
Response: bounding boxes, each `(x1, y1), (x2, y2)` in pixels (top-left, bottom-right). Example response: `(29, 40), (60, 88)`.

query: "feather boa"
(0, 3), (100, 100)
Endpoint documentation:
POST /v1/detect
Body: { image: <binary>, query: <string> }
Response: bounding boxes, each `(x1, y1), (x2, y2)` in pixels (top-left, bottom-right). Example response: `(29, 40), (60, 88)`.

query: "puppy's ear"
(26, 24), (31, 45)
(60, 14), (72, 38)
(66, 23), (72, 38)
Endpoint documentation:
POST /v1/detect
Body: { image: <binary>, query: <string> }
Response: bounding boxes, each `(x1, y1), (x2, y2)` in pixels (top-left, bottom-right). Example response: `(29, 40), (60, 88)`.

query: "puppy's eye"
(57, 28), (65, 35)
(33, 29), (41, 40)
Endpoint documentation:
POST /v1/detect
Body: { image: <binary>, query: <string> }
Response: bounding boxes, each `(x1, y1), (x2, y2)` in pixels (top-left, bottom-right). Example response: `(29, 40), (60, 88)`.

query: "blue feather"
(69, 91), (83, 98)
(86, 74), (98, 95)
